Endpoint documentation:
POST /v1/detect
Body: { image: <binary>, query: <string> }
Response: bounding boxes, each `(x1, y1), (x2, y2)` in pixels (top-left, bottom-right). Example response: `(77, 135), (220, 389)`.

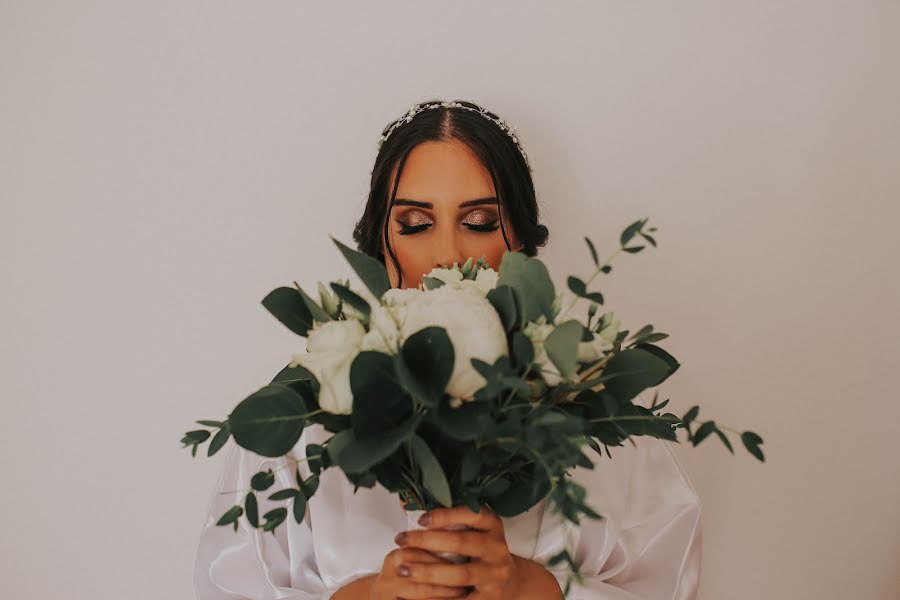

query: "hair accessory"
(378, 100), (530, 169)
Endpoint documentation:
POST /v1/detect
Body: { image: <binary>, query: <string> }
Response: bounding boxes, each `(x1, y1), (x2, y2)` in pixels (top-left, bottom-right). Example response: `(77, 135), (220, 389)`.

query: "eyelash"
(397, 220), (500, 235)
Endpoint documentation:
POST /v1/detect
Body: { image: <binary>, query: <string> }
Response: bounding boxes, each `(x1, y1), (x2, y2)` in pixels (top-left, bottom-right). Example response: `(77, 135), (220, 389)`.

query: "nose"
(432, 231), (467, 270)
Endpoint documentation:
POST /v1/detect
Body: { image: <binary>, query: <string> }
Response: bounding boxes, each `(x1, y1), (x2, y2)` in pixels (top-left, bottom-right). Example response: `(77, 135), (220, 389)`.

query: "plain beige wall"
(2, 1), (898, 598)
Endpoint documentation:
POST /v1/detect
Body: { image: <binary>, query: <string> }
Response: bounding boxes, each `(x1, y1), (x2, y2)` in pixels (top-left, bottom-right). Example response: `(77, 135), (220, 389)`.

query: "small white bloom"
(473, 267), (499, 294)
(577, 312), (620, 362)
(523, 316), (566, 386)
(317, 281), (340, 319)
(289, 319), (365, 415)
(425, 267), (464, 288)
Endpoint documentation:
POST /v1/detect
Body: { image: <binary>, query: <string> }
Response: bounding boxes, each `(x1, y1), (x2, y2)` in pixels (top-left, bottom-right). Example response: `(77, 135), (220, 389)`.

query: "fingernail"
(418, 512), (431, 526)
(396, 564), (410, 577)
(394, 532), (407, 545)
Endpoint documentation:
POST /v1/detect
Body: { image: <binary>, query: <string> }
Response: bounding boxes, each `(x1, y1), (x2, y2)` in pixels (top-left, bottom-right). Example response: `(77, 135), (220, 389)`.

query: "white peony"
(576, 312), (620, 363)
(383, 284), (507, 402)
(289, 319), (365, 415)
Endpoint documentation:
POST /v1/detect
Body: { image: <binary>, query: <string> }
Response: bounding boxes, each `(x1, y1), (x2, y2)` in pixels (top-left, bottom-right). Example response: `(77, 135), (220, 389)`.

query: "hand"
(369, 546), (469, 600)
(393, 505), (519, 600)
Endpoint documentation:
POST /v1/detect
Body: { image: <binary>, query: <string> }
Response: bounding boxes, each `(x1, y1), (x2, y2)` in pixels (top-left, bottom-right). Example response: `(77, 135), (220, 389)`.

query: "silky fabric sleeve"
(193, 436), (337, 600)
(530, 429), (702, 599)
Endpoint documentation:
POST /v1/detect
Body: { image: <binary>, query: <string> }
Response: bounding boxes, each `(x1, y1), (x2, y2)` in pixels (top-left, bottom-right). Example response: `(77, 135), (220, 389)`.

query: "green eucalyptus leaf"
(296, 284), (332, 323)
(207, 425), (231, 457)
(601, 346), (675, 402)
(741, 431), (765, 462)
(292, 492), (308, 524)
(330, 236), (390, 299)
(262, 507), (287, 533)
(714, 428), (734, 454)
(410, 435), (452, 507)
(544, 319), (583, 379)
(620, 219), (646, 247)
(215, 505), (243, 530)
(682, 406), (700, 425)
(269, 488), (299, 501)
(329, 282), (370, 323)
(497, 251), (555, 322)
(394, 327), (454, 408)
(584, 237), (599, 267)
(431, 396), (490, 441)
(261, 287), (314, 337)
(228, 383), (309, 457)
(350, 350), (409, 438)
(567, 276), (587, 297)
(422, 276), (445, 290)
(511, 330), (534, 371)
(251, 469), (275, 491)
(327, 414), (422, 473)
(486, 285), (520, 333)
(245, 492), (259, 528)
(692, 421), (716, 446)
(181, 430), (210, 446)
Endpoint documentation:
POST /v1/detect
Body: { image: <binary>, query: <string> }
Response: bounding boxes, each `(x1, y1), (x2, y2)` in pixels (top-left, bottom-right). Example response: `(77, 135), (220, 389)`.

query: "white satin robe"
(194, 394), (702, 600)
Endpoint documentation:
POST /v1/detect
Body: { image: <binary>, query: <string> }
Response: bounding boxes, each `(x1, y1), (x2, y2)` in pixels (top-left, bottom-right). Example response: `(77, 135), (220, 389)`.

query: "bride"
(194, 99), (702, 599)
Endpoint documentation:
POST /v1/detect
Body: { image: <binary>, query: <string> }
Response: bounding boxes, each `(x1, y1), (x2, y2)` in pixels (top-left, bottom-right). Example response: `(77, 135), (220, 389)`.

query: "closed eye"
(463, 219), (500, 232)
(395, 219), (500, 235)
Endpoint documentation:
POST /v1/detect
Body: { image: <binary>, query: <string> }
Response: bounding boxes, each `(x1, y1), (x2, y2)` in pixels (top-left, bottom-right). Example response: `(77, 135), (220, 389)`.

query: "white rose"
(383, 284), (507, 401)
(576, 311), (620, 362)
(289, 319), (365, 415)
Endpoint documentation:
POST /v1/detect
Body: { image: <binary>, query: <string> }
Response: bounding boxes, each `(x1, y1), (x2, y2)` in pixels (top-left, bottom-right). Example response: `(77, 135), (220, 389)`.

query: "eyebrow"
(392, 197), (498, 209)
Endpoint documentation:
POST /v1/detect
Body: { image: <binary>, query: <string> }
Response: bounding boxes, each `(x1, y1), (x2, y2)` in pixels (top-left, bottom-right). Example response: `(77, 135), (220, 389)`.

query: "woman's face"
(381, 139), (522, 289)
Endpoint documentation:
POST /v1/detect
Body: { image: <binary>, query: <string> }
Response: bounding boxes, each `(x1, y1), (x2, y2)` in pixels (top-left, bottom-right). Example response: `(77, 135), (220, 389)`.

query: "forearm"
(330, 574), (376, 600)
(511, 554), (564, 600)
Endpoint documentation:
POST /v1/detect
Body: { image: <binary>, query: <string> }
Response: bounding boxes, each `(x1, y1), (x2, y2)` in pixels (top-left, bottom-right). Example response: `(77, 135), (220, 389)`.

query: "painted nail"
(418, 512), (431, 526)
(397, 564), (410, 577)
(394, 532), (408, 545)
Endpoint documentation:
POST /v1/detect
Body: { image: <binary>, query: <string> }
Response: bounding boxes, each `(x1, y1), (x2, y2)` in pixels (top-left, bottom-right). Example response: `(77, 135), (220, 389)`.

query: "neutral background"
(2, 2), (898, 598)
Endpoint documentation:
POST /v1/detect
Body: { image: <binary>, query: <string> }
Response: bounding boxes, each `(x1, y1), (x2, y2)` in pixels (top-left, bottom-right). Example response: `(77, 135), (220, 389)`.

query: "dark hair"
(352, 99), (549, 288)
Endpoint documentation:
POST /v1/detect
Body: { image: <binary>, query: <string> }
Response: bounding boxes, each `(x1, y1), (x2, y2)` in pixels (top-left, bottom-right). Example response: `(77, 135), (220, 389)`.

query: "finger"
(401, 560), (499, 587)
(387, 547), (455, 568)
(419, 504), (500, 532)
(393, 579), (469, 599)
(397, 529), (503, 559)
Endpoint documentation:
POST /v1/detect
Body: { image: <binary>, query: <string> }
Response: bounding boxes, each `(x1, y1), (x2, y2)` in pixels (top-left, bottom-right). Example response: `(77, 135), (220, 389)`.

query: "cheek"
(391, 240), (432, 286)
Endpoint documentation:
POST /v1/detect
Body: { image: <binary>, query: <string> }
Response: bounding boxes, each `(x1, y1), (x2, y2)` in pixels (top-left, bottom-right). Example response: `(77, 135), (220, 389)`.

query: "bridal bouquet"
(181, 218), (764, 596)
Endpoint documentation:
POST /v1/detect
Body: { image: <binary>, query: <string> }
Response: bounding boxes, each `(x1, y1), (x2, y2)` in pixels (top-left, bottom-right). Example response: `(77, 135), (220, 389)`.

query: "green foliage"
(228, 383), (310, 457)
(544, 319), (583, 379)
(261, 287), (314, 337)
(330, 236), (390, 299)
(184, 218), (766, 600)
(497, 251), (556, 323)
(394, 327), (454, 409)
